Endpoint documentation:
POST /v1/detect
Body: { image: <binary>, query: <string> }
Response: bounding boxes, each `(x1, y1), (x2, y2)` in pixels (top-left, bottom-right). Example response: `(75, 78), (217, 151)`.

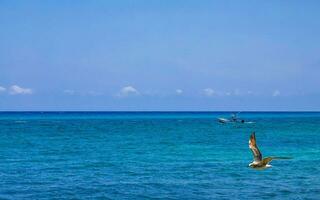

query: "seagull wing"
(249, 132), (262, 162)
(262, 156), (292, 165)
(262, 157), (273, 165)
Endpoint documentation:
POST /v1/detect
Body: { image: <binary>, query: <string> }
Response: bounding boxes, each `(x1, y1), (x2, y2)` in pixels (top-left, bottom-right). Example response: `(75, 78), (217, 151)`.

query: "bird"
(248, 132), (291, 169)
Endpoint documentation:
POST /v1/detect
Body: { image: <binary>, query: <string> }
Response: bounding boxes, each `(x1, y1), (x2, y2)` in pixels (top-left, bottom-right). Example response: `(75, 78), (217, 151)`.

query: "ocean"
(0, 112), (319, 199)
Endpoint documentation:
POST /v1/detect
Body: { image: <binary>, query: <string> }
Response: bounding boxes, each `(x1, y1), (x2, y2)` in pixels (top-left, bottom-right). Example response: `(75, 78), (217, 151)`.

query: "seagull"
(248, 132), (291, 169)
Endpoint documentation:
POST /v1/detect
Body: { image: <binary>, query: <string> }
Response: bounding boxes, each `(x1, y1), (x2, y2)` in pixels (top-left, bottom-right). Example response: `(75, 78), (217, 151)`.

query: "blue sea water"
(0, 112), (319, 199)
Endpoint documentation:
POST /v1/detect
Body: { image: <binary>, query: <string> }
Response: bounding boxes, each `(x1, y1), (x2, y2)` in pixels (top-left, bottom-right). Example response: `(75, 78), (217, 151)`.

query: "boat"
(217, 113), (246, 124)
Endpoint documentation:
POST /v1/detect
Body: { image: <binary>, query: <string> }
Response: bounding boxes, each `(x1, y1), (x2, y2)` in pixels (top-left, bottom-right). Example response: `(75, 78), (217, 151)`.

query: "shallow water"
(0, 112), (319, 199)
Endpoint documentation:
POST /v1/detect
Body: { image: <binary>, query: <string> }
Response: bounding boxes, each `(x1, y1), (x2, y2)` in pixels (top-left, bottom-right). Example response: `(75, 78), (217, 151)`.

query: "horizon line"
(0, 110), (320, 113)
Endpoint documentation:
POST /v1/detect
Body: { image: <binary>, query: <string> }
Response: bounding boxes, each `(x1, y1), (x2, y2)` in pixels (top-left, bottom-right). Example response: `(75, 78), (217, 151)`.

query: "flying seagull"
(248, 132), (291, 169)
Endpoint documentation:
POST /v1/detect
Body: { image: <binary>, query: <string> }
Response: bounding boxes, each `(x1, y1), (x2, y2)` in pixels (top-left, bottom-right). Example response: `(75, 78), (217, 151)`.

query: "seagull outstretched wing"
(262, 156), (292, 165)
(249, 132), (262, 162)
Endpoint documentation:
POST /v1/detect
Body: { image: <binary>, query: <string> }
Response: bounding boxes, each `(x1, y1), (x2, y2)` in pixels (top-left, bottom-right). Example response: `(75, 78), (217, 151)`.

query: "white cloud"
(9, 85), (33, 95)
(272, 90), (280, 97)
(203, 88), (215, 96)
(176, 89), (183, 95)
(64, 90), (75, 95)
(0, 86), (6, 93)
(118, 86), (139, 97)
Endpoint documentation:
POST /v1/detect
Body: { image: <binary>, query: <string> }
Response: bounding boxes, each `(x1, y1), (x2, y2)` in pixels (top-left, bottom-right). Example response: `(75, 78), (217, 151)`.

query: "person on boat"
(231, 113), (237, 122)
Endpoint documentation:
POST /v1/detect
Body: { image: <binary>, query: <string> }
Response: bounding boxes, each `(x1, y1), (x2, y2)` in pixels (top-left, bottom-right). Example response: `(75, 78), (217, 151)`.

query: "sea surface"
(0, 112), (319, 199)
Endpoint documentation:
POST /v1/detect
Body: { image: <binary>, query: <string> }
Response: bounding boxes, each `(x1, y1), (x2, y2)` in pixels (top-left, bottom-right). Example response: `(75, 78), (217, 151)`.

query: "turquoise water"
(0, 112), (319, 199)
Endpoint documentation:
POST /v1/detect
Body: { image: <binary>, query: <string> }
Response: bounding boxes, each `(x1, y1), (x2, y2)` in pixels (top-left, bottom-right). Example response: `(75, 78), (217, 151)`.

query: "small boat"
(217, 113), (247, 124)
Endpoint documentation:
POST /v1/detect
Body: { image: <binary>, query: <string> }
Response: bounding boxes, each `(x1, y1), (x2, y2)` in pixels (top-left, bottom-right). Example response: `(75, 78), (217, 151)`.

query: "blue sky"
(0, 0), (320, 111)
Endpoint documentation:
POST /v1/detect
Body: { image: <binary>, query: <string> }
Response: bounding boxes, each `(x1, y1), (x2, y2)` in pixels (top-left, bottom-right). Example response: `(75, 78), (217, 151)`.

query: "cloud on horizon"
(176, 89), (183, 95)
(117, 86), (139, 97)
(9, 85), (33, 95)
(63, 90), (76, 95)
(273, 90), (280, 97)
(0, 86), (6, 93)
(203, 88), (215, 97)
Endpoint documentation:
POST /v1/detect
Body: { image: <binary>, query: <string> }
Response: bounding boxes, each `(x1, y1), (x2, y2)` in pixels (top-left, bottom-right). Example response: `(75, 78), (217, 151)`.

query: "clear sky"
(1, 0), (320, 111)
